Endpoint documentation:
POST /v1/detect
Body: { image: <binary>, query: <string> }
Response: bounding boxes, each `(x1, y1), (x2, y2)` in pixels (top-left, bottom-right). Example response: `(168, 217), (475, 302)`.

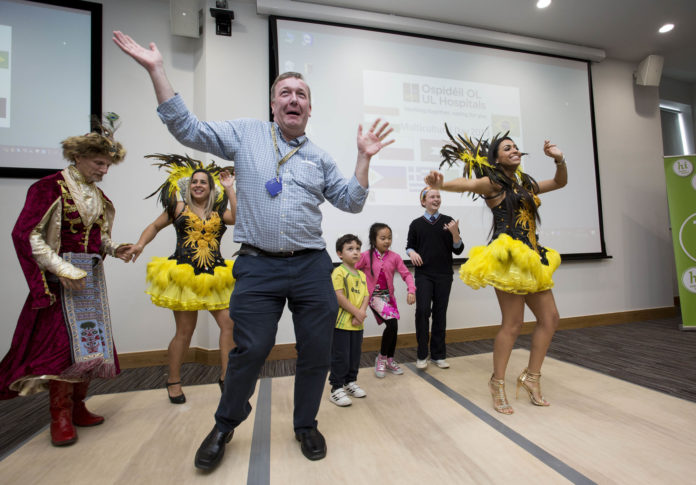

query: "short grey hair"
(270, 72), (312, 104)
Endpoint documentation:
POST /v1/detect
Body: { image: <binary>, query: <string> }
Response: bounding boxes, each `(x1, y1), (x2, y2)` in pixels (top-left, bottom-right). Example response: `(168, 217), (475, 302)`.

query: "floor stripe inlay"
(247, 378), (272, 485)
(406, 363), (596, 485)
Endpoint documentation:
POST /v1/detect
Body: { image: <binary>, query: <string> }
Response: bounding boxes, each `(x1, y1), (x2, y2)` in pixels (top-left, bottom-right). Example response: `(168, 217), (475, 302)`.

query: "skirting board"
(117, 306), (677, 368)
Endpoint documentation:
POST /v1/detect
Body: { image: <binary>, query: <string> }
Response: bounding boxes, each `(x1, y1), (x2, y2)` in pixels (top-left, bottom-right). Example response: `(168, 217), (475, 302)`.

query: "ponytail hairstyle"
(368, 222), (391, 277)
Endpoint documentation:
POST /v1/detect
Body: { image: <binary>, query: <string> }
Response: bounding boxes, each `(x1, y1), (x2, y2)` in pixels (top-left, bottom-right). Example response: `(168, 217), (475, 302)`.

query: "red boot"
(72, 380), (104, 427)
(49, 380), (77, 446)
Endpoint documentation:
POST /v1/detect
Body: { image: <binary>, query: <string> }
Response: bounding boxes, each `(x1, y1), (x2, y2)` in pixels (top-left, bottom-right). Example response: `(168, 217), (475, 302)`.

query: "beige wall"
(0, 0), (675, 357)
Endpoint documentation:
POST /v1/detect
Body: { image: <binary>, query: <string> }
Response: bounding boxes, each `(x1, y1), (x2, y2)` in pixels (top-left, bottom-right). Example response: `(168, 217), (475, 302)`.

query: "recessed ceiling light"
(659, 23), (674, 33)
(537, 0), (551, 8)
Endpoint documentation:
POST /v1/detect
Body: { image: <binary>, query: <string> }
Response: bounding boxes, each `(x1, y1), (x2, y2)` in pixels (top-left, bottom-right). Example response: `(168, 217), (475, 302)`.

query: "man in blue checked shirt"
(114, 31), (394, 470)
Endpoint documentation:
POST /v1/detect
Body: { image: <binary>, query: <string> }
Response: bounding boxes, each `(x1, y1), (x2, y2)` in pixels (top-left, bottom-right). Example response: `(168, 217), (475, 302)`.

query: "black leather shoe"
(295, 427), (327, 461)
(194, 425), (234, 471)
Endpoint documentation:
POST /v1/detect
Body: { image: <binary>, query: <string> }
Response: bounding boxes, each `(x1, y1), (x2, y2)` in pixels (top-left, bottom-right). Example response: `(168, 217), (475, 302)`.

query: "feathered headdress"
(145, 153), (231, 220)
(440, 124), (533, 200)
(439, 124), (540, 225)
(92, 112), (121, 138)
(62, 112), (126, 163)
(90, 112), (123, 156)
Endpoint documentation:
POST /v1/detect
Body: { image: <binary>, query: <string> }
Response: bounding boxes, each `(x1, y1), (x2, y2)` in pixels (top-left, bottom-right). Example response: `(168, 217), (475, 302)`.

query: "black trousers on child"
(415, 274), (453, 361)
(329, 328), (364, 389)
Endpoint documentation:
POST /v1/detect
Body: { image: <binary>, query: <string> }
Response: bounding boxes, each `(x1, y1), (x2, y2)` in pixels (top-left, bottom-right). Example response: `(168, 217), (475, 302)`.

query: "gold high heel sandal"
(516, 368), (550, 406)
(489, 375), (514, 415)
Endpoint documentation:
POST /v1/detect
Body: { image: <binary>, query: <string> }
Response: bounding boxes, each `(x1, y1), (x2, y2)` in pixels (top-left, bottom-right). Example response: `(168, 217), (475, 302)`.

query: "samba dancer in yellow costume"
(125, 155), (237, 404)
(425, 127), (567, 415)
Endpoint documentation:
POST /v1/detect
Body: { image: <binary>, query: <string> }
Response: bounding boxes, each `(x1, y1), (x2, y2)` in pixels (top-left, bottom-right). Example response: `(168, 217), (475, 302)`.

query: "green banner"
(664, 155), (696, 328)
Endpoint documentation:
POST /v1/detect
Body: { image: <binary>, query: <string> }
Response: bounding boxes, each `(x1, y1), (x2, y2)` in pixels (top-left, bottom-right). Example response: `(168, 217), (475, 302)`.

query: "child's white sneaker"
(344, 381), (366, 398)
(385, 358), (404, 375)
(375, 356), (386, 378)
(415, 358), (428, 369)
(329, 388), (352, 407)
(430, 359), (450, 369)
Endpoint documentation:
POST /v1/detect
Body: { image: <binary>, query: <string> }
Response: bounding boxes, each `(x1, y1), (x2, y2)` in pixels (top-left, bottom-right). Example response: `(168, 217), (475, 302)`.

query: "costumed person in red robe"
(425, 126), (567, 415)
(123, 155), (236, 404)
(0, 114), (131, 446)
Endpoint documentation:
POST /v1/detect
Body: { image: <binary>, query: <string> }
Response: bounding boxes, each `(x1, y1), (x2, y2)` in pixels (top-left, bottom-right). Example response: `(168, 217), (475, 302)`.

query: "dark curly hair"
(336, 234), (362, 253)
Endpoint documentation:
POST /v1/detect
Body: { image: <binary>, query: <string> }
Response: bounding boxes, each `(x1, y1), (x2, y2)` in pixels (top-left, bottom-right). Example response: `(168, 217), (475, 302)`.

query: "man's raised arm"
(354, 118), (394, 188)
(113, 31), (175, 105)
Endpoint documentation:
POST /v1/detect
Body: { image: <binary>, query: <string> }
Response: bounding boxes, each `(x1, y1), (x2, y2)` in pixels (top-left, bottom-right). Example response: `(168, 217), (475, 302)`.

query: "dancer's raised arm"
(424, 170), (498, 197)
(536, 140), (568, 194)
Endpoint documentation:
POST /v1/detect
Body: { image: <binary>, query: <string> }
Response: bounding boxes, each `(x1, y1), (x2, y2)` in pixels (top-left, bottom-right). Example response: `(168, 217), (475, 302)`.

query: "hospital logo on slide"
(673, 158), (693, 177)
(403, 83), (419, 102)
(682, 267), (696, 294)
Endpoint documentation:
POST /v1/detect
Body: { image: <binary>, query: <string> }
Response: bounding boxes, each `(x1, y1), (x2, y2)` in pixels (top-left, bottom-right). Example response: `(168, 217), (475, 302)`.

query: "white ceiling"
(300, 0), (696, 83)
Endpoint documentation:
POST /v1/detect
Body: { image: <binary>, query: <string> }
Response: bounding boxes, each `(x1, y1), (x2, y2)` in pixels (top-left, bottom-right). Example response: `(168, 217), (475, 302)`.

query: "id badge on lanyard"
(266, 125), (306, 197)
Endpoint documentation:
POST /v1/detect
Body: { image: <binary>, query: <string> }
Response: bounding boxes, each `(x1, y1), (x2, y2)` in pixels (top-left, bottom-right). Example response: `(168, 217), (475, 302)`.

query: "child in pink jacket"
(356, 223), (416, 378)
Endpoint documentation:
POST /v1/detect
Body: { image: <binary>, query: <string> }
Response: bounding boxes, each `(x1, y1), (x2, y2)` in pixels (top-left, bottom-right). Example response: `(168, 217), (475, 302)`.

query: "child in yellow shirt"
(328, 234), (369, 407)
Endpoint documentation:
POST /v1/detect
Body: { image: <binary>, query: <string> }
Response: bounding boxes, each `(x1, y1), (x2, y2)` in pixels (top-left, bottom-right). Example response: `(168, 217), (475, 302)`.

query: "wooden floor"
(1, 349), (695, 484)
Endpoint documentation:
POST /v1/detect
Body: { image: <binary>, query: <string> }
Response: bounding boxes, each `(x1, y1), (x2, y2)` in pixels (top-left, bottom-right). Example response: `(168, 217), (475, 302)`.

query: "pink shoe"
(385, 358), (404, 375)
(375, 356), (386, 378)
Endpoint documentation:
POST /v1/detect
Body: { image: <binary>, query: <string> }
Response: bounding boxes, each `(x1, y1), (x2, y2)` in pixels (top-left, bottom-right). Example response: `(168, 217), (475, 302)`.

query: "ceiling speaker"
(171, 0), (202, 38)
(634, 55), (664, 87)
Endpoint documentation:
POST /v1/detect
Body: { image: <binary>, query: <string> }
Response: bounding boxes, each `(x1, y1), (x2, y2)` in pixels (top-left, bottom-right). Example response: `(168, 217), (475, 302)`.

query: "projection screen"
(271, 17), (606, 262)
(0, 0), (101, 178)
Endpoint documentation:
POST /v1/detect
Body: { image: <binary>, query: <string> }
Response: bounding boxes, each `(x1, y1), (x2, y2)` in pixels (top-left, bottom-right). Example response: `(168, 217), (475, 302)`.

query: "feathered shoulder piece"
(440, 124), (531, 199)
(145, 153), (230, 220)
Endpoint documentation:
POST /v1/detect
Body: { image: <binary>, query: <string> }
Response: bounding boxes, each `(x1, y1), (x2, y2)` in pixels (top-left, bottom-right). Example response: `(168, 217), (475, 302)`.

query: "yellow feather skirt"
(145, 257), (235, 311)
(459, 234), (560, 295)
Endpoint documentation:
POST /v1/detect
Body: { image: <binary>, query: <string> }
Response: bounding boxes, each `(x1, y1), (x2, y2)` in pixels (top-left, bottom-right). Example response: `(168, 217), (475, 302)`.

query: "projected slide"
(274, 18), (604, 259)
(0, 25), (10, 129)
(363, 70), (522, 207)
(0, 0), (96, 174)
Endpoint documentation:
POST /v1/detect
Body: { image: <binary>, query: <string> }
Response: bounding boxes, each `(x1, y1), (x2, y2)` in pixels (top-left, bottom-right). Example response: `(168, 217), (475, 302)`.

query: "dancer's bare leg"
(488, 289), (526, 414)
(211, 309), (235, 381)
(167, 310), (198, 396)
(521, 290), (560, 403)
(492, 289), (525, 379)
